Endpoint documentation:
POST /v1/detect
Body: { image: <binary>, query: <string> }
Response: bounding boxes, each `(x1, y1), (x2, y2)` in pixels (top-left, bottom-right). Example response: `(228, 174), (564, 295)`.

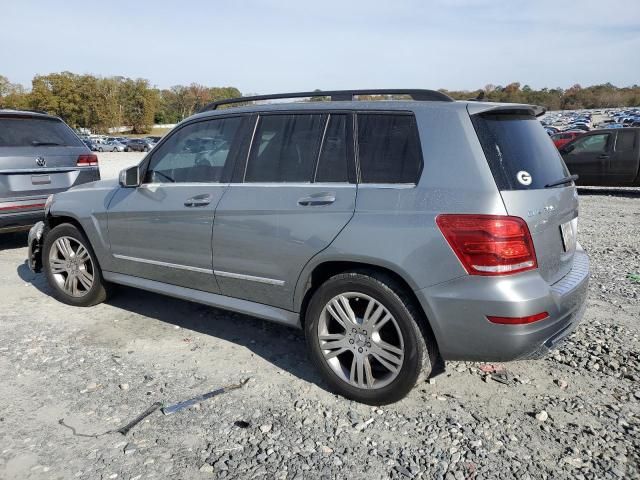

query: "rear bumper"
(417, 246), (590, 361)
(0, 207), (45, 233)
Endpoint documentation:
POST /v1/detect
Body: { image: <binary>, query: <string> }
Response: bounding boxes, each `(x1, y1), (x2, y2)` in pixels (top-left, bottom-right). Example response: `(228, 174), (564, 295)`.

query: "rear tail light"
(487, 312), (549, 325)
(436, 214), (537, 276)
(77, 154), (98, 166)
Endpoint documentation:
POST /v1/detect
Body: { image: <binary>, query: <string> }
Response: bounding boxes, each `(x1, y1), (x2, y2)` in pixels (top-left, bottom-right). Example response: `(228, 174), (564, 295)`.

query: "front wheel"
(305, 272), (436, 405)
(42, 223), (110, 307)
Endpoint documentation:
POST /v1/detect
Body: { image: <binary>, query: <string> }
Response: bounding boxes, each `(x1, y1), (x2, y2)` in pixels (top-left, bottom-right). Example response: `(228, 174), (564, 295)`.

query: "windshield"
(0, 116), (84, 147)
(472, 113), (569, 190)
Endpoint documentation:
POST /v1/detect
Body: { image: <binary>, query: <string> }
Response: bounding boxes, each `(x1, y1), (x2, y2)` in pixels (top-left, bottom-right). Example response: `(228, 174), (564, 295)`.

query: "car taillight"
(77, 154), (98, 166)
(436, 214), (537, 276)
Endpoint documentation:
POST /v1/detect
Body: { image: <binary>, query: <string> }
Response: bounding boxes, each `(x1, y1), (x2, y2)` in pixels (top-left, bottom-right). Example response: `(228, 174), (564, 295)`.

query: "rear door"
(608, 129), (639, 183)
(212, 112), (357, 310)
(470, 109), (578, 285)
(561, 132), (613, 185)
(106, 115), (247, 293)
(0, 114), (90, 210)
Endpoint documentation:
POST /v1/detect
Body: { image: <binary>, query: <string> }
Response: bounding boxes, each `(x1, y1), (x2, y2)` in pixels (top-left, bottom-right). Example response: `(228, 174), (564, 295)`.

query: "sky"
(2, 0), (639, 94)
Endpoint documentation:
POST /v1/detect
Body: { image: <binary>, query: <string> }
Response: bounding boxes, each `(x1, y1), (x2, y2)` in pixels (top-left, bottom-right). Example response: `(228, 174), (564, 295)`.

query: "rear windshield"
(0, 116), (83, 147)
(471, 113), (569, 190)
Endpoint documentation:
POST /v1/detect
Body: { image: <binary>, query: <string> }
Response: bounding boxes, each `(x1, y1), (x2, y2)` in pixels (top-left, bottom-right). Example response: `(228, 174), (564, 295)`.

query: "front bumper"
(417, 247), (590, 362)
(27, 221), (45, 272)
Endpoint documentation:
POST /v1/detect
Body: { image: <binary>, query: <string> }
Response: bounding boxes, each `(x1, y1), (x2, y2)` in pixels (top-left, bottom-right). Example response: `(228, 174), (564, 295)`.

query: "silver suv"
(27, 90), (589, 404)
(0, 110), (99, 233)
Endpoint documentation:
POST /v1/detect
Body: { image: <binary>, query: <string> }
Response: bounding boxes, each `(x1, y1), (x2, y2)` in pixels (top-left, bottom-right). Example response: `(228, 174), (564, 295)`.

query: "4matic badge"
(516, 170), (532, 186)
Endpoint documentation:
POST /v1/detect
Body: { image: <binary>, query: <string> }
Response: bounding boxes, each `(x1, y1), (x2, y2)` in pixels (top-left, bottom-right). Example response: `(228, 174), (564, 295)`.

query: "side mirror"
(119, 165), (140, 187)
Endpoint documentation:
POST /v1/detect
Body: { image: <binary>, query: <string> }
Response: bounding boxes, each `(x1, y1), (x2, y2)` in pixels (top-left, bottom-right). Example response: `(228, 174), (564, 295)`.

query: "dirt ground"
(0, 158), (638, 479)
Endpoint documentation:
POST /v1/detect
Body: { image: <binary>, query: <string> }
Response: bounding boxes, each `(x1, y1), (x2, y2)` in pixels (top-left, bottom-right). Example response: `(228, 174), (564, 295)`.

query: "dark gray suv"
(27, 90), (589, 404)
(0, 110), (99, 233)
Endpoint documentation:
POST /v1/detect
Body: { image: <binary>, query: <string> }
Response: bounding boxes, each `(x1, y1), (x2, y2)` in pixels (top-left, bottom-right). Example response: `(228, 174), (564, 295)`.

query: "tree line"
(0, 72), (240, 134)
(1, 74), (639, 134)
(441, 82), (640, 111)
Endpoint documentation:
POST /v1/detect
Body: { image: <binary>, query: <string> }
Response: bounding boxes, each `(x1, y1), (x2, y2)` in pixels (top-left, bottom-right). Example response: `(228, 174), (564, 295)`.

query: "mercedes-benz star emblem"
(35, 156), (46, 167)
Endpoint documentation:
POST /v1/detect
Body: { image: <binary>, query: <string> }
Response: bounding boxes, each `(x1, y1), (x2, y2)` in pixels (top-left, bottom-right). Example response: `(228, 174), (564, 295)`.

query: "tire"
(42, 223), (110, 307)
(305, 271), (436, 405)
(98, 147), (103, 152)
(143, 146), (149, 152)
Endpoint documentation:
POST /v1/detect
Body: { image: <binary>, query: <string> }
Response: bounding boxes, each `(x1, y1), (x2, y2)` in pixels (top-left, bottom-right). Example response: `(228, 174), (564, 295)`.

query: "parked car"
(551, 131), (582, 149)
(27, 90), (589, 404)
(0, 109), (99, 233)
(145, 136), (162, 143)
(559, 127), (640, 186)
(81, 138), (99, 151)
(125, 138), (154, 152)
(97, 140), (125, 152)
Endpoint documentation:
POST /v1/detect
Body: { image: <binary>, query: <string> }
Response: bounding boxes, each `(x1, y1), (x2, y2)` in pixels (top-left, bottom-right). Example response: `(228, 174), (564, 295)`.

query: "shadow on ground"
(18, 266), (327, 393)
(0, 231), (28, 250)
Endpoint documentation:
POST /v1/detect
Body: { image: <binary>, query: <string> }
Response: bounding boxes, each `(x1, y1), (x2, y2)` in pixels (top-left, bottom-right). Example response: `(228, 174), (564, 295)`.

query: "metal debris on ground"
(58, 402), (162, 438)
(161, 378), (250, 415)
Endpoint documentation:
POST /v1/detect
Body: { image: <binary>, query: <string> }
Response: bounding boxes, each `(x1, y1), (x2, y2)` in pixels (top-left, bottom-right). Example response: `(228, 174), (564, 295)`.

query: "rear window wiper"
(31, 141), (63, 146)
(545, 174), (579, 188)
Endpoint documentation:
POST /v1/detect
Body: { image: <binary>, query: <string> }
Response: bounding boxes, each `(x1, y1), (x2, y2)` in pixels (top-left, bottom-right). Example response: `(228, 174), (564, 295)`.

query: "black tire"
(305, 271), (437, 405)
(42, 223), (110, 307)
(98, 147), (103, 152)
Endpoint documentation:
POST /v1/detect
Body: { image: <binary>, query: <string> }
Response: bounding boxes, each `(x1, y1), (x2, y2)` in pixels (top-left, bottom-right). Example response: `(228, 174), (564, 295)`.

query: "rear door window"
(0, 116), (83, 147)
(245, 114), (324, 182)
(357, 114), (423, 184)
(615, 130), (636, 151)
(471, 113), (569, 190)
(315, 114), (352, 183)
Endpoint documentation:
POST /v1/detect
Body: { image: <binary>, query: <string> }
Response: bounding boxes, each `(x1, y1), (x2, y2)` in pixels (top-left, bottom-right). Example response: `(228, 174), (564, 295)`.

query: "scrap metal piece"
(116, 401), (163, 435)
(162, 378), (250, 416)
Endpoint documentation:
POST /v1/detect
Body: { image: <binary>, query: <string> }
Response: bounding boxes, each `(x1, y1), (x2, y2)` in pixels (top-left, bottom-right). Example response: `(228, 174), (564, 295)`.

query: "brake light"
(487, 312), (549, 325)
(436, 214), (537, 276)
(77, 154), (98, 166)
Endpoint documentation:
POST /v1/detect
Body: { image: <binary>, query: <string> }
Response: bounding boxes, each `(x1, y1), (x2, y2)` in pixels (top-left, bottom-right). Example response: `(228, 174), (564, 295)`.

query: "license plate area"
(31, 175), (51, 185)
(560, 220), (576, 253)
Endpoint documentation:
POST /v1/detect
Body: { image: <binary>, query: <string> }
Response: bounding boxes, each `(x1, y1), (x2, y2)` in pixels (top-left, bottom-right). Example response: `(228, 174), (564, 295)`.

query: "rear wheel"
(43, 223), (110, 307)
(305, 271), (436, 404)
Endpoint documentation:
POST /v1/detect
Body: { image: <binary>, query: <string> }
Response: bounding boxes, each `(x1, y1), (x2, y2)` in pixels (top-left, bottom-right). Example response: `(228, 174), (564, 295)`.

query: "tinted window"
(570, 134), (610, 154)
(245, 114), (324, 182)
(616, 130), (636, 151)
(145, 117), (242, 183)
(472, 114), (569, 190)
(315, 114), (350, 183)
(357, 114), (422, 184)
(0, 116), (83, 147)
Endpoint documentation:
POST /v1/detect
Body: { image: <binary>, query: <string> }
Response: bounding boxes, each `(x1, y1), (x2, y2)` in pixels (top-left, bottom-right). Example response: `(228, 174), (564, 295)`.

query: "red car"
(551, 131), (582, 149)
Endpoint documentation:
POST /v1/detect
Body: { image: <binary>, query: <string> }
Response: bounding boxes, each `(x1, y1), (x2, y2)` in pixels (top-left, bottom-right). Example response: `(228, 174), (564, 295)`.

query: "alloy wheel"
(317, 292), (405, 389)
(48, 236), (95, 297)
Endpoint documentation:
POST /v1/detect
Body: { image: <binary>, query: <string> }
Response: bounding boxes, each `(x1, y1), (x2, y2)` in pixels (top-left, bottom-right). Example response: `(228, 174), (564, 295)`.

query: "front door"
(106, 115), (247, 293)
(212, 112), (357, 310)
(562, 132), (612, 185)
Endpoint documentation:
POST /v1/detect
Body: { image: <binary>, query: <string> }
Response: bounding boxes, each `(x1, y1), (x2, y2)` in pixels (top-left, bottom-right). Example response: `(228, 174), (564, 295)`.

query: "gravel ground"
(0, 160), (638, 479)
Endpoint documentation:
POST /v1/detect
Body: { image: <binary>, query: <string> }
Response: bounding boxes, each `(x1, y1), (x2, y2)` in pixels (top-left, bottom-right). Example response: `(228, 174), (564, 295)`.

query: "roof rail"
(0, 108), (50, 116)
(199, 89), (454, 113)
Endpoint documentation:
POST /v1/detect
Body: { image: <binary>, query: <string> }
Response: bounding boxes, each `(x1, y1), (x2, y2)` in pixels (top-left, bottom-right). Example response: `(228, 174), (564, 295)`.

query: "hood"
(68, 178), (119, 192)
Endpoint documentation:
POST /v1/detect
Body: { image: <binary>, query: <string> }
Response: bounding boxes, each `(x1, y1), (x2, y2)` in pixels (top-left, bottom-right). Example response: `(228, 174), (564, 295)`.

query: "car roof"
(187, 99), (544, 123)
(0, 109), (61, 120)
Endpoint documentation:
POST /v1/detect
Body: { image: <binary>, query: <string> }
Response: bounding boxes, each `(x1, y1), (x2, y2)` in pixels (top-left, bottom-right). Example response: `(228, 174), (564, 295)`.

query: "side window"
(616, 131), (636, 151)
(315, 114), (350, 183)
(357, 114), (423, 184)
(570, 134), (610, 154)
(145, 117), (242, 183)
(245, 114), (324, 182)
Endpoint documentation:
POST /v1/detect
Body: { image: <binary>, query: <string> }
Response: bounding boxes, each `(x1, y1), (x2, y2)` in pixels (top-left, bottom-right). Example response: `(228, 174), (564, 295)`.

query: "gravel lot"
(0, 154), (638, 479)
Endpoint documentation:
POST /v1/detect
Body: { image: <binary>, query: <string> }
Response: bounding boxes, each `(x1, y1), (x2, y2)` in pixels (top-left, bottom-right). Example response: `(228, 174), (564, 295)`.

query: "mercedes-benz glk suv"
(27, 90), (589, 404)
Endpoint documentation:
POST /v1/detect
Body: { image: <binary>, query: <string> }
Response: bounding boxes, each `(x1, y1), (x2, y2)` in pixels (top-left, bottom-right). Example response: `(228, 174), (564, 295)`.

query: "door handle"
(298, 192), (336, 207)
(184, 194), (212, 207)
(597, 154), (609, 159)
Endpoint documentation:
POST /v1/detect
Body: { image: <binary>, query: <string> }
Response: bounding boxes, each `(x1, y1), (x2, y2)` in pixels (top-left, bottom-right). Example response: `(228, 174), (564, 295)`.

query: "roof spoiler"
(466, 103), (546, 118)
